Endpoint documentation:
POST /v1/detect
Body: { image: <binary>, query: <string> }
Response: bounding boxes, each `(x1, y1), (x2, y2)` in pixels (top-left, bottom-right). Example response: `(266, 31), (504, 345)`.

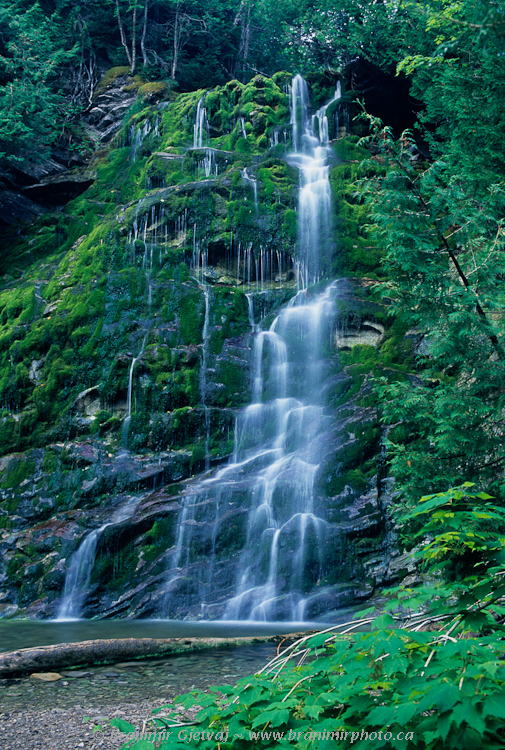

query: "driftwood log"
(0, 636), (272, 676)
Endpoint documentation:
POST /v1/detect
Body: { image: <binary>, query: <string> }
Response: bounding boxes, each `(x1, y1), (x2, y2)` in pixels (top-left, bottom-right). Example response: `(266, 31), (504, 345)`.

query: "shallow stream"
(0, 618), (343, 711)
(0, 642), (279, 711)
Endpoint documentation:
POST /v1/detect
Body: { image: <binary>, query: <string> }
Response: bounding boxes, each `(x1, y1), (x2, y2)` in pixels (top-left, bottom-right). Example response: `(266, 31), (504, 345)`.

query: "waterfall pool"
(0, 617), (359, 711)
(0, 618), (347, 653)
(0, 641), (280, 711)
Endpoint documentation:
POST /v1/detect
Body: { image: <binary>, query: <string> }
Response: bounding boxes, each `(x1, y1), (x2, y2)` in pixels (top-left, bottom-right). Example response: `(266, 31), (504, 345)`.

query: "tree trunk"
(115, 0), (132, 69)
(131, 2), (138, 74)
(171, 7), (180, 80)
(0, 636), (273, 675)
(141, 0), (149, 68)
(239, 3), (252, 62)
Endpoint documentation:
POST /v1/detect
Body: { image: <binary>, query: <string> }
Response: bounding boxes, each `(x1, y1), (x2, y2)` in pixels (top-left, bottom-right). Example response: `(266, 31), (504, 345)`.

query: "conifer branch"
(389, 140), (505, 362)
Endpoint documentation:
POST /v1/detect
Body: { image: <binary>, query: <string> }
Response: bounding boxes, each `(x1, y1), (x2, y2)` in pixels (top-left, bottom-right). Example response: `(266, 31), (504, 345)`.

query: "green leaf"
(251, 707), (290, 728)
(110, 718), (137, 733)
(483, 693), (505, 720)
(451, 700), (486, 735)
(371, 614), (396, 631)
(434, 683), (460, 713)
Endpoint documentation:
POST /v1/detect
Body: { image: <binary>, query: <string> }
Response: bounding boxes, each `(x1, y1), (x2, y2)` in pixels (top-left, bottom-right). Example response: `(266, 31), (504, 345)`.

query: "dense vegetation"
(106, 1), (505, 748)
(1, 0), (505, 747)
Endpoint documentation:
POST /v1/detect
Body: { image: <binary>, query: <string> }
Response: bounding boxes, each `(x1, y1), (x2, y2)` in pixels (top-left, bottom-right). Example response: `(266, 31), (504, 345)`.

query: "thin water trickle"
(194, 97), (208, 148)
(193, 96), (219, 178)
(313, 81), (341, 144)
(121, 332), (149, 449)
(200, 285), (212, 470)
(241, 167), (258, 212)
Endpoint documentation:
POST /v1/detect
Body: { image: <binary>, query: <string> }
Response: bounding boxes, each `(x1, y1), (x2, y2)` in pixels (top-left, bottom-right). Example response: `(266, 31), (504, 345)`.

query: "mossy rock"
(139, 81), (171, 102)
(93, 66), (132, 98)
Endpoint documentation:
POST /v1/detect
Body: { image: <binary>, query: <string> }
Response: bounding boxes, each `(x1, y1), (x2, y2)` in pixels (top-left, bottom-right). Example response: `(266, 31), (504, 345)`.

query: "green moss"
(94, 66), (131, 97)
(143, 517), (176, 565)
(0, 73), (301, 459)
(6, 553), (27, 581)
(281, 208), (297, 239)
(209, 288), (250, 355)
(306, 71), (340, 109)
(215, 360), (249, 407)
(91, 538), (139, 592)
(1, 457), (36, 490)
(329, 137), (385, 278)
(42, 450), (58, 472)
(179, 293), (202, 345)
(215, 513), (247, 558)
(322, 419), (380, 499)
(138, 81), (170, 101)
(190, 444), (206, 472)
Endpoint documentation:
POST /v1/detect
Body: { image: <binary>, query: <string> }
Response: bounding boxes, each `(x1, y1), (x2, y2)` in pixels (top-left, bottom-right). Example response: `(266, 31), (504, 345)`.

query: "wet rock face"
(84, 70), (142, 145)
(0, 72), (404, 621)
(0, 280), (400, 621)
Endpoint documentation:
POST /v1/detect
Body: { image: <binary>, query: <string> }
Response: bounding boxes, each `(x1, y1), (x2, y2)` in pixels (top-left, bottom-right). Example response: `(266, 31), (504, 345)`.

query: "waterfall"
(241, 167), (258, 212)
(246, 293), (259, 333)
(203, 149), (216, 178)
(223, 283), (336, 620)
(193, 97), (223, 178)
(57, 496), (139, 620)
(162, 77), (340, 622)
(290, 75), (310, 154)
(130, 119), (152, 161)
(289, 73), (334, 288)
(194, 96), (208, 148)
(313, 81), (341, 144)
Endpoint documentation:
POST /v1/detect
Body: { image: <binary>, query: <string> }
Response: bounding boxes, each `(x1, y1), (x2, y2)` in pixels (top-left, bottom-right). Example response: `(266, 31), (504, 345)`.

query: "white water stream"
(57, 496), (139, 620)
(57, 75), (340, 622)
(121, 332), (149, 449)
(58, 331), (149, 619)
(162, 75), (339, 621)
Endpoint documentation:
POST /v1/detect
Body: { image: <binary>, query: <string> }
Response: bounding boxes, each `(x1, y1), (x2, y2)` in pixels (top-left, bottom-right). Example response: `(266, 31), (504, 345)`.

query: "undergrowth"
(111, 484), (505, 749)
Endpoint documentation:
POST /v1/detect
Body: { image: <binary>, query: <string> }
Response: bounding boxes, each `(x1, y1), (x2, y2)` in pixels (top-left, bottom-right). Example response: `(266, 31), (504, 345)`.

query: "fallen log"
(0, 636), (270, 676)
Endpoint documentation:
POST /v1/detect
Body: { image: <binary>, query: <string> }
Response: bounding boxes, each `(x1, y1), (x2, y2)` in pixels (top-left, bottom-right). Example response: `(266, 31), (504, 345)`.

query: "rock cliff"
(0, 70), (410, 620)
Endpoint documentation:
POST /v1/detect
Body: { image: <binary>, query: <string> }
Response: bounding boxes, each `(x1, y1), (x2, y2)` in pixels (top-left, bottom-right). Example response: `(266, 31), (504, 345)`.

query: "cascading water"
(241, 167), (258, 212)
(193, 97), (208, 148)
(223, 283), (337, 620)
(193, 96), (218, 178)
(289, 74), (334, 288)
(200, 285), (212, 471)
(313, 81), (341, 144)
(162, 76), (340, 621)
(57, 496), (139, 620)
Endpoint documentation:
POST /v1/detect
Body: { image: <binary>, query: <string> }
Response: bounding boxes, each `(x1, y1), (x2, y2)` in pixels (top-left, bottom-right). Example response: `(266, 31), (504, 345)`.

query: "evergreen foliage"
(0, 2), (77, 165)
(358, 0), (505, 507)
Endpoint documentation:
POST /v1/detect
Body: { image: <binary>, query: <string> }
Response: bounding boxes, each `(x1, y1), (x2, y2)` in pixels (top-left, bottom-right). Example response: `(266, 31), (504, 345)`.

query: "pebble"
(0, 642), (279, 750)
(0, 699), (175, 750)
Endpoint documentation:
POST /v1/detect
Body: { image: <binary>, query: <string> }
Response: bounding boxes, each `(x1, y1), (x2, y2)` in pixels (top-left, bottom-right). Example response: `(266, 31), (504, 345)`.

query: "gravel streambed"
(0, 642), (279, 750)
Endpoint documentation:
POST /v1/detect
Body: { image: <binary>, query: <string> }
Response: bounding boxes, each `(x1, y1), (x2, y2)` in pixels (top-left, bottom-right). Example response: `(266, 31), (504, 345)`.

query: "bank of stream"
(0, 639), (280, 750)
(0, 618), (344, 749)
(0, 640), (281, 711)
